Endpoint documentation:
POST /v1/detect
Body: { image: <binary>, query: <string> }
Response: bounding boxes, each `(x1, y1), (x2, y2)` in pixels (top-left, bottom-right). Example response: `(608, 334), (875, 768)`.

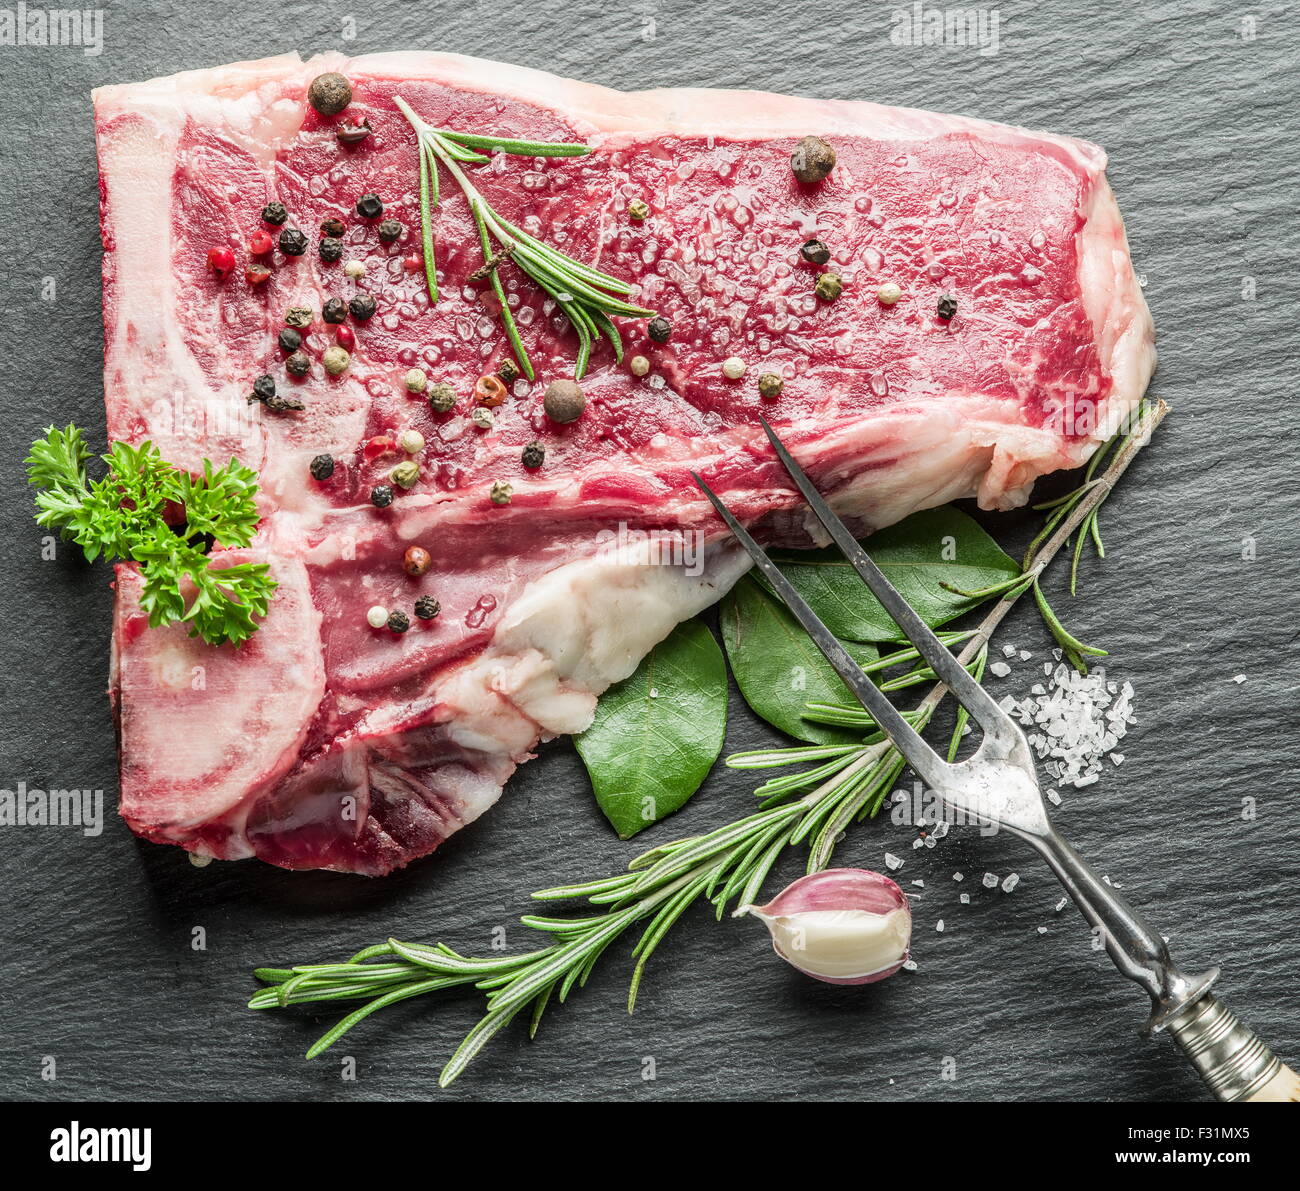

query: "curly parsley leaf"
(26, 425), (276, 646)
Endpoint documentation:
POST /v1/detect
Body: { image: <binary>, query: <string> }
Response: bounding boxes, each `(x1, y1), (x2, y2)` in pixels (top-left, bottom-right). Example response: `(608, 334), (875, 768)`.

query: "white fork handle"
(1167, 994), (1300, 1102)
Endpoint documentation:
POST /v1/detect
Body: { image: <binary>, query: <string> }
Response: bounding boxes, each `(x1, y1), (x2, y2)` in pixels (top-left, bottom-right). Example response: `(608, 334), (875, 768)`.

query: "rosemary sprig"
(394, 96), (653, 380)
(250, 400), (1167, 1085)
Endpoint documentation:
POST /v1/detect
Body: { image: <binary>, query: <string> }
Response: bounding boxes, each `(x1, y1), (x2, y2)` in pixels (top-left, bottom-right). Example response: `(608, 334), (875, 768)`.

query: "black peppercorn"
(648, 316), (672, 343)
(370, 484), (393, 508)
(285, 351), (311, 377)
(319, 237), (343, 262)
(336, 119), (372, 145)
(320, 217), (346, 238)
(355, 193), (383, 219)
(414, 595), (441, 620)
(307, 72), (352, 116)
(386, 609), (410, 633)
(377, 218), (403, 243)
(937, 295), (958, 320)
(278, 228), (308, 256)
(349, 293), (377, 320)
(250, 374), (303, 412)
(322, 297), (347, 324)
(498, 359), (520, 384)
(521, 441), (545, 469)
(277, 328), (302, 353)
(261, 201), (288, 225)
(800, 239), (831, 265)
(310, 453), (335, 481)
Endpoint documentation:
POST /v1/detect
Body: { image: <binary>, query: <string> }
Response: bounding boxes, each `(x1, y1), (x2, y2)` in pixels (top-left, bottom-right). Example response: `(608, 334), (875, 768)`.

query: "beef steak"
(92, 51), (1154, 874)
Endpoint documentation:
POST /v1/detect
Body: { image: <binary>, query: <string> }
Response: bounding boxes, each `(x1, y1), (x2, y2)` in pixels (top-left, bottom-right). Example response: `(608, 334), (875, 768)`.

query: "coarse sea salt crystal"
(959, 892), (970, 904)
(902, 959), (918, 972)
(1037, 926), (1049, 935)
(982, 872), (998, 888)
(884, 852), (903, 870)
(990, 661), (1012, 678)
(1005, 665), (1136, 788)
(1231, 674), (1246, 684)
(936, 920), (945, 933)
(1001, 873), (1020, 893)
(952, 871), (964, 882)
(912, 879), (925, 888)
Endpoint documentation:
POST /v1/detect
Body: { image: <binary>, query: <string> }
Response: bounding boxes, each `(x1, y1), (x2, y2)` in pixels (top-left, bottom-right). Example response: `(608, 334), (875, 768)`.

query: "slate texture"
(0, 0), (1296, 1102)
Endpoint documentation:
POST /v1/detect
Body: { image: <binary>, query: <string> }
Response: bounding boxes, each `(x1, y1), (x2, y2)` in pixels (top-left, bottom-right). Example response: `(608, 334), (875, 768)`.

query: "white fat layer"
(760, 908), (912, 980)
(434, 541), (751, 755)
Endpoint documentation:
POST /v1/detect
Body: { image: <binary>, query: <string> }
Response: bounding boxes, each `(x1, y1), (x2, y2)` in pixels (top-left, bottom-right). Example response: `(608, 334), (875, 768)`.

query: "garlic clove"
(742, 868), (911, 985)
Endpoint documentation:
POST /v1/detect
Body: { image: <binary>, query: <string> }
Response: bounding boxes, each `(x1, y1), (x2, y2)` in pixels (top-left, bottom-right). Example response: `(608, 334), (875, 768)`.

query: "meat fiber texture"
(92, 51), (1153, 875)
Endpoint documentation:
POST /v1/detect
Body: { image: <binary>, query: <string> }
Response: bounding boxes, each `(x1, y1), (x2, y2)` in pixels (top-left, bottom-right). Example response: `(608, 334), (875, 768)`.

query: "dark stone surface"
(1, 1), (1296, 1102)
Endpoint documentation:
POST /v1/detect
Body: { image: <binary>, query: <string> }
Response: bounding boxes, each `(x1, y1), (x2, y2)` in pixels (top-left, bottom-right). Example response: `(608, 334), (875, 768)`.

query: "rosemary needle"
(394, 96), (654, 380)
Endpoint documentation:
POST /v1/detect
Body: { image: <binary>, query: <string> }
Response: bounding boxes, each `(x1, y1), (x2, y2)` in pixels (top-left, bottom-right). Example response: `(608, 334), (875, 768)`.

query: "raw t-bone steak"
(93, 51), (1153, 875)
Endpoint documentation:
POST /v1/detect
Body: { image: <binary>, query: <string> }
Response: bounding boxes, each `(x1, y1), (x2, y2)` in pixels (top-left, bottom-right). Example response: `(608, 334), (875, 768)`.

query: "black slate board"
(2, 0), (1297, 1103)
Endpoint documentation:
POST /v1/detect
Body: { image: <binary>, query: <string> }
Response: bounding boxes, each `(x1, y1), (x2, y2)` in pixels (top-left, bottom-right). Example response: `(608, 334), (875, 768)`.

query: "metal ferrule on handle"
(1166, 995), (1298, 1102)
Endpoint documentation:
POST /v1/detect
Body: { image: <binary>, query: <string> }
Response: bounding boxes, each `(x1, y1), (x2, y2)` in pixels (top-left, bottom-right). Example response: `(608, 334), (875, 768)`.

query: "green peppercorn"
(308, 72), (352, 116)
(791, 135), (836, 184)
(628, 198), (650, 221)
(322, 297), (347, 324)
(390, 461), (420, 489)
(386, 609), (410, 634)
(285, 306), (314, 328)
(521, 441), (545, 469)
(497, 359), (520, 384)
(310, 453), (335, 481)
(757, 372), (784, 399)
(349, 293), (377, 320)
(427, 382), (457, 413)
(937, 294), (958, 320)
(648, 316), (672, 343)
(414, 595), (441, 620)
(355, 193), (383, 219)
(370, 484), (393, 508)
(285, 351), (311, 377)
(319, 237), (343, 262)
(800, 239), (831, 265)
(377, 218), (403, 243)
(261, 202), (288, 225)
(814, 272), (843, 302)
(278, 228), (308, 256)
(322, 345), (350, 375)
(278, 328), (301, 353)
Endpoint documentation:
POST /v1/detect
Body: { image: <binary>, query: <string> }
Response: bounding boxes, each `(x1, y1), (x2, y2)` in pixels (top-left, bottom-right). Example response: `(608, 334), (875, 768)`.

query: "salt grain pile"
(996, 656), (1136, 788)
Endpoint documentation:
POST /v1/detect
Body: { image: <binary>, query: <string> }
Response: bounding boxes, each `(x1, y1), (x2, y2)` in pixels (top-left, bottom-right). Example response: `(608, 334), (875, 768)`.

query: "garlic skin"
(742, 868), (911, 985)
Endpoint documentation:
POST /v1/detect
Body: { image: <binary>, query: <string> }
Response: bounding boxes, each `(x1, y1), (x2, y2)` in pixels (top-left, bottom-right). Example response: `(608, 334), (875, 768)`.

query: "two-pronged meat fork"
(693, 421), (1298, 1102)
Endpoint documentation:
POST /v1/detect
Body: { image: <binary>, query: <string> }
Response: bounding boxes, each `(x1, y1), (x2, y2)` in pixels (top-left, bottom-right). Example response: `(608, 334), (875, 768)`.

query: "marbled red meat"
(93, 51), (1153, 874)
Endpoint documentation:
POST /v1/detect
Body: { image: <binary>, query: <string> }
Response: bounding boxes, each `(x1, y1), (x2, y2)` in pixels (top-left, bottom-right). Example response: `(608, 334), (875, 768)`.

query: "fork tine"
(757, 418), (1014, 739)
(691, 471), (950, 788)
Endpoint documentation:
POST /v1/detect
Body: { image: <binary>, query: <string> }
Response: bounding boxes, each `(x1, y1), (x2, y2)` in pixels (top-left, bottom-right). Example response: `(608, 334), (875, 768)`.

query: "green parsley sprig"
(26, 425), (275, 646)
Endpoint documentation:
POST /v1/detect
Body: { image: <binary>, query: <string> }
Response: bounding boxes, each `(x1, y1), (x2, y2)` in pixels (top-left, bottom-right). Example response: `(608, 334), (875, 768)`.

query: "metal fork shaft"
(1022, 825), (1218, 1028)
